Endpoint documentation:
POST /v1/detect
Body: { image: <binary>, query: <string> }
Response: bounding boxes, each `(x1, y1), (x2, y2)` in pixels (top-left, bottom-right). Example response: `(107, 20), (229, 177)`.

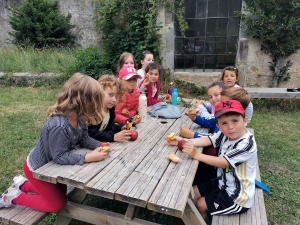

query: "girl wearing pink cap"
(115, 66), (142, 125)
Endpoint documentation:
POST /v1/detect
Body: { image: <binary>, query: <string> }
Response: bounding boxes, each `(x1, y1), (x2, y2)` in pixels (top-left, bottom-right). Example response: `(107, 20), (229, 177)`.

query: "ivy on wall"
(92, 0), (188, 72)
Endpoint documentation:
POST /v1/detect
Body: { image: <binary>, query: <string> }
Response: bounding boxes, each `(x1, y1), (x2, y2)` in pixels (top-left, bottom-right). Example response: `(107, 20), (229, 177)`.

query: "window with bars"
(174, 0), (242, 72)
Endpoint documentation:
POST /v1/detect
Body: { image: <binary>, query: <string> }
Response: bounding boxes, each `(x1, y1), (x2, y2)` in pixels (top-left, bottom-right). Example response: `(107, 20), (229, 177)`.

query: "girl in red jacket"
(139, 63), (171, 106)
(115, 66), (142, 125)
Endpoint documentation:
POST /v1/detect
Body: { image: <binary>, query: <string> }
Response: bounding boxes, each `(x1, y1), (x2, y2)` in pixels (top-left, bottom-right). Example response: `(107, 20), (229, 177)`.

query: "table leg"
(182, 198), (207, 225)
(124, 204), (140, 220)
(55, 188), (88, 225)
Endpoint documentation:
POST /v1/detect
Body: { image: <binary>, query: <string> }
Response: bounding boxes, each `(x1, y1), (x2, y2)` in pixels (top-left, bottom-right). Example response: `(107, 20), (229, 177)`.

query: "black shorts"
(197, 179), (249, 215)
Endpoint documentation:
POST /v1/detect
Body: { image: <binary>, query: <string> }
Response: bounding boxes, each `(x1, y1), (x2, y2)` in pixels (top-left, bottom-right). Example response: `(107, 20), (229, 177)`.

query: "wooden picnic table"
(244, 87), (300, 98)
(33, 100), (208, 225)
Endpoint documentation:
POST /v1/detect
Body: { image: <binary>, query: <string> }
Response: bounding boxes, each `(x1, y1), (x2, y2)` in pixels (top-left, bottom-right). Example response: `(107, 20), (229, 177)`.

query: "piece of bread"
(168, 154), (180, 163)
(166, 132), (175, 142)
(99, 146), (110, 152)
(126, 121), (132, 130)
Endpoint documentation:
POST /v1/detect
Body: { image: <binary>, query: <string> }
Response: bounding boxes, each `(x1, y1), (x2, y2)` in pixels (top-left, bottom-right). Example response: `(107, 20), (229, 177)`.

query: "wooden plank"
(85, 117), (177, 199)
(124, 204), (139, 220)
(58, 201), (160, 225)
(244, 87), (300, 98)
(182, 198), (207, 225)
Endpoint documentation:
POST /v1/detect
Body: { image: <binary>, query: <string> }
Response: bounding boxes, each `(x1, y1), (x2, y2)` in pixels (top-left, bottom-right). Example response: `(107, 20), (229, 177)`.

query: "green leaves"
(239, 0), (300, 86)
(93, 0), (162, 72)
(8, 0), (76, 48)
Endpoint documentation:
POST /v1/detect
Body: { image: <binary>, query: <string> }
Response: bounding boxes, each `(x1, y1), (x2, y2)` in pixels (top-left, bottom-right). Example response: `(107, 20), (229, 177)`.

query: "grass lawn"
(0, 86), (299, 225)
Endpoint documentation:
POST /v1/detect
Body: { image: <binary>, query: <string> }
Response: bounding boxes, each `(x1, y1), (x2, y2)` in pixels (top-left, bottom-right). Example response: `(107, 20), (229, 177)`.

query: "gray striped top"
(27, 116), (101, 171)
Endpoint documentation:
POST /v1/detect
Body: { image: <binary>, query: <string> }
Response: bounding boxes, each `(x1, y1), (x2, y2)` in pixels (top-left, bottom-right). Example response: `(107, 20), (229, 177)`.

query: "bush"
(9, 0), (76, 48)
(67, 47), (113, 79)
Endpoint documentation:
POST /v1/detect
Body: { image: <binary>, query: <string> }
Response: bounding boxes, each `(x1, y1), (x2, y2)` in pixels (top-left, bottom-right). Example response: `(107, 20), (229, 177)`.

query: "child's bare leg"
(196, 197), (209, 223)
(180, 127), (194, 139)
(192, 185), (201, 205)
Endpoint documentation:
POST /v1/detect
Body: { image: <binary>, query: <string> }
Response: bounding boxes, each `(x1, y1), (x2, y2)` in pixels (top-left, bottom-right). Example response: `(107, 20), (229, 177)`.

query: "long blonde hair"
(47, 73), (104, 125)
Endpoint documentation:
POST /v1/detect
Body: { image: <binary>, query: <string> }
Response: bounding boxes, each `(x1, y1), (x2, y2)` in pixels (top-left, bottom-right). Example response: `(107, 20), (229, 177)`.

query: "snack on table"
(168, 154), (180, 163)
(126, 121), (132, 130)
(99, 146), (110, 152)
(166, 132), (175, 142)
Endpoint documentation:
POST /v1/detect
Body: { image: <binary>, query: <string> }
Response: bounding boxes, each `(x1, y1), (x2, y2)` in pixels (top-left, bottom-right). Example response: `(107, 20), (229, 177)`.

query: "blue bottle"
(171, 88), (178, 106)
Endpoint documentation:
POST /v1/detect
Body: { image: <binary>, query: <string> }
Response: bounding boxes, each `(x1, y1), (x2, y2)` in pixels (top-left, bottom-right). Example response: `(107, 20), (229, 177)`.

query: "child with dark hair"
(137, 50), (154, 87)
(221, 66), (253, 124)
(139, 63), (171, 106)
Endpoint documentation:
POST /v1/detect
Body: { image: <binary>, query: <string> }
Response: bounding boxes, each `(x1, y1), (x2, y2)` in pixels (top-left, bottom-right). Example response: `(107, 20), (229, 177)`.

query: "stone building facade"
(1, 0), (299, 88)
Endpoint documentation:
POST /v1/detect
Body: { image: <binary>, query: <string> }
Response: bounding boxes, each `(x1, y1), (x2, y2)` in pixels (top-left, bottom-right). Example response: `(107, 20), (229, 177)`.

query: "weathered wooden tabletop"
(33, 99), (208, 225)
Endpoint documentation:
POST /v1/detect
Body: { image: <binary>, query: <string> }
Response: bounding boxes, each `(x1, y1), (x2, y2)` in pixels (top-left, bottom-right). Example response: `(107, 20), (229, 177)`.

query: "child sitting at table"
(139, 63), (171, 106)
(169, 100), (257, 223)
(180, 87), (252, 139)
(0, 73), (111, 212)
(88, 75), (133, 142)
(221, 66), (253, 123)
(115, 66), (142, 125)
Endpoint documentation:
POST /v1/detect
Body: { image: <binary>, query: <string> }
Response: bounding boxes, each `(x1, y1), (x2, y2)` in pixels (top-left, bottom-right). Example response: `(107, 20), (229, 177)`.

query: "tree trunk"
(272, 56), (284, 87)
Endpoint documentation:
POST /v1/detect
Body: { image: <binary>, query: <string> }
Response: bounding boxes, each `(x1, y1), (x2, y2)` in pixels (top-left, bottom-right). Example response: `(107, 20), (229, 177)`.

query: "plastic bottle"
(138, 93), (147, 122)
(168, 82), (174, 96)
(171, 88), (178, 106)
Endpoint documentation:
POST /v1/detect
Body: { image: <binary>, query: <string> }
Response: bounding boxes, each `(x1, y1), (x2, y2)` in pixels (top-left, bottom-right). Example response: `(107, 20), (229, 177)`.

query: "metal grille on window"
(174, 0), (242, 72)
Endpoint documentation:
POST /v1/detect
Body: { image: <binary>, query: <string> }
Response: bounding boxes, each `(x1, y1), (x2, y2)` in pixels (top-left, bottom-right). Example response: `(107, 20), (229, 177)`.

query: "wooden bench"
(212, 128), (268, 225)
(0, 186), (75, 225)
(244, 87), (300, 98)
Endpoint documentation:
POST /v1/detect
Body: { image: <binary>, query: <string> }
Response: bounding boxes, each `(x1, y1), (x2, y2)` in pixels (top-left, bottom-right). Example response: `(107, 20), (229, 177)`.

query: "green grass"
(0, 86), (299, 225)
(0, 47), (76, 73)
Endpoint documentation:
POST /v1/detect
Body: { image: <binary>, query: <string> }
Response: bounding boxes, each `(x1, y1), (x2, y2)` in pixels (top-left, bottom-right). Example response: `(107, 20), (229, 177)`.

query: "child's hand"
(114, 130), (132, 142)
(84, 147), (111, 162)
(187, 109), (197, 121)
(164, 96), (172, 103)
(132, 115), (142, 124)
(182, 141), (197, 158)
(143, 78), (151, 86)
(147, 107), (152, 112)
(180, 126), (195, 139)
(168, 136), (183, 146)
(121, 109), (130, 117)
(195, 101), (204, 107)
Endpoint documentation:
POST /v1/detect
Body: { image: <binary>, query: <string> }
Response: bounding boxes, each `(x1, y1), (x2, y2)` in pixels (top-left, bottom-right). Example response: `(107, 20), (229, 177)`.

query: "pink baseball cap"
(215, 100), (245, 118)
(119, 66), (142, 80)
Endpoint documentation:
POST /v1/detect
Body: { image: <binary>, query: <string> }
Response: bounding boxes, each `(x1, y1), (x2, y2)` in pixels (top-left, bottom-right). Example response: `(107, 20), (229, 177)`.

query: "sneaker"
(0, 186), (22, 208)
(12, 174), (27, 190)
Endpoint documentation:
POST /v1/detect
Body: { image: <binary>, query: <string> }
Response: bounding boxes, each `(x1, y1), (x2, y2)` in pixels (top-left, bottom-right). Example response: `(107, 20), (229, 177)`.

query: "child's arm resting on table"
(181, 136), (229, 168)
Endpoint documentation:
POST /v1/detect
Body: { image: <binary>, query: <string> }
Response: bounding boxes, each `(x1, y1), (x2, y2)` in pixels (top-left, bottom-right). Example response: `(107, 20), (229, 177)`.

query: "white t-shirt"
(209, 130), (257, 208)
(137, 69), (145, 87)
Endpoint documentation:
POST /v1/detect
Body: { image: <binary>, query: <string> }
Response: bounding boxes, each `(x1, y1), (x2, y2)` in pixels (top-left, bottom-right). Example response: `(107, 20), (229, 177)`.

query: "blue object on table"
(255, 180), (270, 193)
(171, 88), (178, 106)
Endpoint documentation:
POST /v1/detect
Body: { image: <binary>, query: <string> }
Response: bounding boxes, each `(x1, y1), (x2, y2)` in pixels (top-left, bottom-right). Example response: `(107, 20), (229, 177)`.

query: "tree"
(238, 0), (300, 87)
(9, 0), (76, 48)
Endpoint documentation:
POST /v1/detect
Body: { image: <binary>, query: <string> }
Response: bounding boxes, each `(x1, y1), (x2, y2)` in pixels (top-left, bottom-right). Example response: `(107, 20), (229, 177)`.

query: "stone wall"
(1, 1), (299, 88)
(0, 0), (98, 48)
